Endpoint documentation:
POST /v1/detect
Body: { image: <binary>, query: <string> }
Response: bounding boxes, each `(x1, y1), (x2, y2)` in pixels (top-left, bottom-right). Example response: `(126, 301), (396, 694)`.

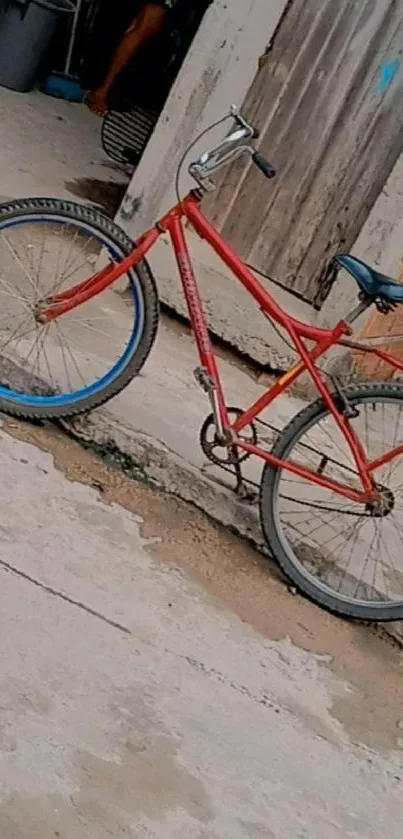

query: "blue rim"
(0, 214), (145, 407)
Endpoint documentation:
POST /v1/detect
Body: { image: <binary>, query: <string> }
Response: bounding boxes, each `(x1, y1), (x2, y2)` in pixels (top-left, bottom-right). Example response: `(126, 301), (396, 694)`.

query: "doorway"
(0, 0), (211, 215)
(71, 0), (210, 209)
(80, 0), (212, 174)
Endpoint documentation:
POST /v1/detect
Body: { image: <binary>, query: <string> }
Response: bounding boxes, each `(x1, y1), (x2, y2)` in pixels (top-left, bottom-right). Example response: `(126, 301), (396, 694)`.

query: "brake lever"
(230, 104), (259, 139)
(188, 164), (215, 192)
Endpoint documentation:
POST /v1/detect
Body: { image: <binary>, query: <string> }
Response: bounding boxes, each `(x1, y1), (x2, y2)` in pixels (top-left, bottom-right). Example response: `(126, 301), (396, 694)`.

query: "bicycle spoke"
(0, 230), (40, 299)
(60, 248), (101, 288)
(0, 314), (37, 353)
(335, 517), (368, 595)
(28, 325), (55, 394)
(266, 388), (403, 613)
(57, 226), (83, 283)
(54, 321), (88, 390)
(0, 200), (154, 421)
(36, 326), (55, 393)
(52, 321), (74, 393)
(0, 274), (33, 311)
(65, 319), (123, 340)
(0, 212), (144, 400)
(378, 517), (403, 597)
(352, 520), (379, 600)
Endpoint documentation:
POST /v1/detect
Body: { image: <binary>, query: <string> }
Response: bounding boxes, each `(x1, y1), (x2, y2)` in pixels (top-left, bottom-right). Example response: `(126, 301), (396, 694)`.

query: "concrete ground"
(0, 87), (127, 209)
(1, 416), (403, 838)
(0, 86), (402, 823)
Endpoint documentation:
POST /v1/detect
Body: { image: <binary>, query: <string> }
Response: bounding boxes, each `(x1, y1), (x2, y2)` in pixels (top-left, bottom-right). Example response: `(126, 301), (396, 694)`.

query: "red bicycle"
(1, 107), (403, 621)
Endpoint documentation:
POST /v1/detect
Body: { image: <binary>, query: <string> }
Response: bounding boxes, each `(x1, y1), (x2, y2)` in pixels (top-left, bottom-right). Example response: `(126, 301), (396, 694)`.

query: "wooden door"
(204, 0), (403, 307)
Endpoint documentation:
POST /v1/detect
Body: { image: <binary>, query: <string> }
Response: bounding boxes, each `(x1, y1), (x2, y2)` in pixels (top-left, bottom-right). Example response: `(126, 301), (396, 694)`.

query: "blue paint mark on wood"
(377, 59), (401, 94)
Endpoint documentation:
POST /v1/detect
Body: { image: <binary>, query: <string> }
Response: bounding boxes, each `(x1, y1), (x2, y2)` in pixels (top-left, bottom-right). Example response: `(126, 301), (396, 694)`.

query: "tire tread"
(0, 198), (159, 419)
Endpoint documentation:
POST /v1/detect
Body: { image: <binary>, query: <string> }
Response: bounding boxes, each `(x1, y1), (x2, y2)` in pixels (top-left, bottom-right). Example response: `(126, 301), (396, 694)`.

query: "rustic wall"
(318, 151), (403, 382)
(353, 306), (403, 381)
(115, 0), (288, 236)
(204, 0), (403, 310)
(318, 153), (403, 331)
(113, 0), (403, 379)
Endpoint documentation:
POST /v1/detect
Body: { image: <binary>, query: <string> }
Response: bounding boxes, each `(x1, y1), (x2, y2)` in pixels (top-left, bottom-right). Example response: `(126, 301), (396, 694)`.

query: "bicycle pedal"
(235, 483), (257, 504)
(194, 366), (215, 393)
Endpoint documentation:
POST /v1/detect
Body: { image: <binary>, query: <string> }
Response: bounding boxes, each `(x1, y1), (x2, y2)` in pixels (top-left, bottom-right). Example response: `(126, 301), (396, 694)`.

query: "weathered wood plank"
(205, 0), (403, 307)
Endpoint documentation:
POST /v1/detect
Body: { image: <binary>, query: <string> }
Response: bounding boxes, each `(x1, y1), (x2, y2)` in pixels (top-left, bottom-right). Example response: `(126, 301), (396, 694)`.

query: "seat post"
(344, 297), (372, 325)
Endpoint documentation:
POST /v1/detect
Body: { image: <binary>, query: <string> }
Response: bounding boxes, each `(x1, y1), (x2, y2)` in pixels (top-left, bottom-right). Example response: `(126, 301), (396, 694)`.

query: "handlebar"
(252, 151), (276, 179)
(188, 105), (276, 191)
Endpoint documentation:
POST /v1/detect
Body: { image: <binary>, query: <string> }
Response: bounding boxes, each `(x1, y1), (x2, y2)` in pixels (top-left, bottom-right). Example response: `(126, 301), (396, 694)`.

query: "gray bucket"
(0, 0), (74, 93)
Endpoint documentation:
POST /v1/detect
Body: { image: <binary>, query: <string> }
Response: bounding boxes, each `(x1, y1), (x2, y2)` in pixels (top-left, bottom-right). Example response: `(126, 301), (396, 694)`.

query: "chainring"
(199, 407), (258, 466)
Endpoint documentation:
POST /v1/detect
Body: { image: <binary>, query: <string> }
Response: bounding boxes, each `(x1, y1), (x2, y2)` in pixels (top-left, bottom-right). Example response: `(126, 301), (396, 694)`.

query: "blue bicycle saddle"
(336, 254), (403, 302)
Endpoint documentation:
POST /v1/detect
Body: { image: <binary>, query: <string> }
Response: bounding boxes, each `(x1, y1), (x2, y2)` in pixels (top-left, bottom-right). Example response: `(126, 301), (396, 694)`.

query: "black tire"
(0, 197), (159, 419)
(259, 381), (403, 621)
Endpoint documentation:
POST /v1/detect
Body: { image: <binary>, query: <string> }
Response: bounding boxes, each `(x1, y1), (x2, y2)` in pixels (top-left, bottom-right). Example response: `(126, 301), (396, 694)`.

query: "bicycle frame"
(39, 192), (403, 503)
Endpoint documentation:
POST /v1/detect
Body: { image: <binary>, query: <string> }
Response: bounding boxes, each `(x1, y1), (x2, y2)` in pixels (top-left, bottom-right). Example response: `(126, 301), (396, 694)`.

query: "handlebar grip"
(252, 152), (276, 179)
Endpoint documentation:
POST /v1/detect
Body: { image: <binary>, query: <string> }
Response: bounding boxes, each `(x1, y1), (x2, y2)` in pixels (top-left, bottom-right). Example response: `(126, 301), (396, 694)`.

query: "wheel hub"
(34, 298), (52, 324)
(365, 484), (395, 517)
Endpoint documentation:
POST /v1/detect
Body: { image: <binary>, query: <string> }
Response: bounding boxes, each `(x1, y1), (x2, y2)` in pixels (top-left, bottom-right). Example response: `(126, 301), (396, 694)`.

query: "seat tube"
(169, 214), (228, 428)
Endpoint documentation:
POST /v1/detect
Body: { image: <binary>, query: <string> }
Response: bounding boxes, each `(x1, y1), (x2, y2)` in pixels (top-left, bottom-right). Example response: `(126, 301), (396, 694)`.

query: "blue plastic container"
(42, 70), (84, 102)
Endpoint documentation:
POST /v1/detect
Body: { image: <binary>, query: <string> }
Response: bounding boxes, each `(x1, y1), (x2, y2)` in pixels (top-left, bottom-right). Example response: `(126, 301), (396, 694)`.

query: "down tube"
(169, 216), (228, 424)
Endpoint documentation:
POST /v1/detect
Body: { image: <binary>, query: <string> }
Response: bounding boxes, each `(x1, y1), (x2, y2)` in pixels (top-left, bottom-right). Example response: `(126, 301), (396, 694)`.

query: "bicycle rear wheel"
(260, 382), (403, 621)
(0, 198), (159, 419)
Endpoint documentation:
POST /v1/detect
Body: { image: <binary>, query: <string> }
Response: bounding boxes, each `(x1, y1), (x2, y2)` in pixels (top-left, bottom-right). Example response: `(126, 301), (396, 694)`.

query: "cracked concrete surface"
(0, 419), (402, 837)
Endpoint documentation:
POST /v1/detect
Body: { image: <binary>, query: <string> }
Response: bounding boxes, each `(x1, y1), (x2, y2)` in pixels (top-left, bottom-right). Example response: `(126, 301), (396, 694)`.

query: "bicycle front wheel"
(0, 198), (159, 419)
(260, 382), (403, 621)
